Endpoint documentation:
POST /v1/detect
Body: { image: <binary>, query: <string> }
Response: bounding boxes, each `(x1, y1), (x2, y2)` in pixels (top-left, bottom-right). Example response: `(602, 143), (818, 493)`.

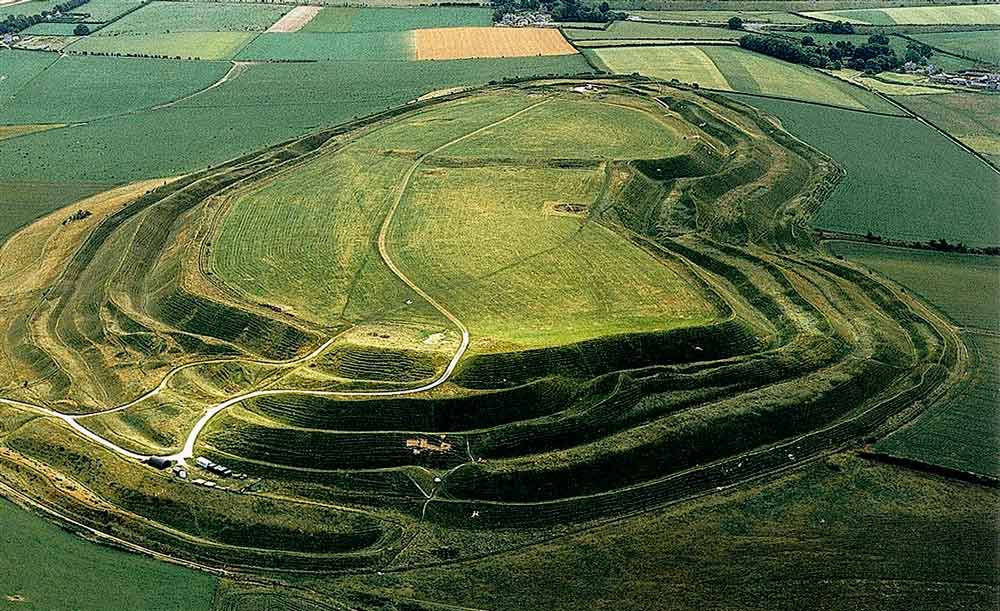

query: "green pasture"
(234, 31), (414, 61)
(892, 92), (1000, 166)
(0, 49), (59, 102)
(910, 30), (1000, 65)
(805, 4), (1000, 25)
(0, 181), (111, 242)
(330, 454), (999, 610)
(21, 21), (80, 34)
(827, 241), (1000, 333)
(0, 497), (216, 611)
(591, 44), (897, 111)
(97, 0), (289, 33)
(877, 332), (999, 478)
(0, 55), (229, 122)
(70, 31), (257, 59)
(444, 97), (691, 159)
(734, 94), (1000, 246)
(75, 0), (146, 22)
(629, 10), (811, 23)
(302, 6), (491, 33)
(564, 21), (741, 40)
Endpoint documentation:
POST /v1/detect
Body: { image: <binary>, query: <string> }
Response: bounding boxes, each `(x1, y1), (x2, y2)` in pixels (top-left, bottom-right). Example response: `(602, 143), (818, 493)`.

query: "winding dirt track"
(0, 98), (550, 464)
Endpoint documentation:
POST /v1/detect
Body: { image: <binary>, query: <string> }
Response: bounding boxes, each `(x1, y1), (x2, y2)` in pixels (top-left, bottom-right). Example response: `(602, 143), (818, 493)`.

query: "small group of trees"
(0, 0), (90, 35)
(491, 0), (625, 23)
(814, 20), (855, 35)
(739, 33), (933, 73)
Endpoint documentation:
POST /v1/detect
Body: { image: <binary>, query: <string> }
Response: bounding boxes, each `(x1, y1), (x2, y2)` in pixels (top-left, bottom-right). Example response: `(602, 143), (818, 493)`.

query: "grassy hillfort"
(0, 0), (997, 609)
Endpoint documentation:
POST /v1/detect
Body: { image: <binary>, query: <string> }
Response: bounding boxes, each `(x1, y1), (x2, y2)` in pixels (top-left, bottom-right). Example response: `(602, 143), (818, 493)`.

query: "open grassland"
(0, 181), (112, 242)
(0, 80), (964, 582)
(235, 31), (414, 61)
(591, 44), (897, 111)
(564, 21), (741, 40)
(876, 332), (999, 478)
(414, 27), (577, 60)
(892, 92), (1000, 166)
(97, 0), (290, 33)
(910, 30), (1000, 65)
(21, 21), (81, 34)
(805, 4), (1000, 25)
(70, 31), (257, 59)
(0, 55), (230, 122)
(323, 455), (998, 611)
(0, 49), (59, 102)
(0, 497), (217, 611)
(589, 45), (730, 88)
(629, 9), (812, 23)
(74, 0), (146, 22)
(738, 95), (1000, 246)
(302, 6), (491, 32)
(0, 56), (594, 216)
(827, 241), (999, 478)
(827, 241), (999, 333)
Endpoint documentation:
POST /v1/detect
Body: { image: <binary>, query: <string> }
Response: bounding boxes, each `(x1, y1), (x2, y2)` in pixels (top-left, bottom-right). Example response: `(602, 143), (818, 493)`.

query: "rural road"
(0, 98), (551, 466)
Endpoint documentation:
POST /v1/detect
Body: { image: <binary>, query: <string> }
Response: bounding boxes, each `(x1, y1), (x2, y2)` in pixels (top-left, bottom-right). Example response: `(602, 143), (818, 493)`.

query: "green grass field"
(910, 30), (1000, 65)
(301, 6), (491, 33)
(0, 49), (59, 101)
(735, 95), (1000, 246)
(591, 44), (898, 112)
(75, 0), (146, 22)
(565, 21), (741, 40)
(328, 455), (998, 610)
(0, 55), (230, 122)
(0, 0), (60, 18)
(629, 9), (812, 23)
(21, 21), (81, 35)
(70, 31), (257, 59)
(234, 31), (414, 61)
(0, 497), (217, 610)
(827, 241), (998, 477)
(877, 332), (999, 477)
(805, 4), (1000, 25)
(891, 92), (1000, 166)
(96, 0), (289, 33)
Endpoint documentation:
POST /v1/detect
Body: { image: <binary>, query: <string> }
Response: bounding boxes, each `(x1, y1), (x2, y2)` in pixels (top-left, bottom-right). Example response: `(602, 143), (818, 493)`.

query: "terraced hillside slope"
(0, 79), (962, 574)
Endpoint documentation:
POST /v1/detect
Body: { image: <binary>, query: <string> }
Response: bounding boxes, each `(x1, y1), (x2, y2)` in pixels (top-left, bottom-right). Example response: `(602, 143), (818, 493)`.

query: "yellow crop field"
(414, 26), (577, 60)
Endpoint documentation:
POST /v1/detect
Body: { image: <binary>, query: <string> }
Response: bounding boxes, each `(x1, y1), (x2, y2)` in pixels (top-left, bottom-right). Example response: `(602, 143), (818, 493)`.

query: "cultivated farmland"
(892, 92), (1000, 166)
(804, 3), (1000, 25)
(909, 30), (1000, 66)
(301, 6), (491, 32)
(95, 0), (290, 33)
(564, 21), (742, 40)
(414, 26), (577, 60)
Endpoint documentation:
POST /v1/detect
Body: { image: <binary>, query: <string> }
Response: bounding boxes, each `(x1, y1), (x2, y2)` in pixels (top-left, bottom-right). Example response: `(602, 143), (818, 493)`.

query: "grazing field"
(74, 0), (146, 22)
(69, 31), (256, 60)
(629, 9), (811, 23)
(827, 241), (1000, 333)
(909, 30), (1000, 65)
(828, 241), (998, 477)
(0, 55), (230, 122)
(0, 49), (59, 100)
(0, 497), (217, 611)
(591, 44), (897, 112)
(235, 31), (414, 61)
(804, 4), (1000, 25)
(0, 181), (112, 242)
(876, 332), (999, 477)
(301, 6), (491, 32)
(96, 0), (290, 33)
(20, 21), (81, 34)
(589, 45), (732, 89)
(564, 21), (741, 40)
(414, 26), (577, 60)
(891, 92), (1000, 166)
(328, 455), (999, 611)
(735, 94), (1000, 246)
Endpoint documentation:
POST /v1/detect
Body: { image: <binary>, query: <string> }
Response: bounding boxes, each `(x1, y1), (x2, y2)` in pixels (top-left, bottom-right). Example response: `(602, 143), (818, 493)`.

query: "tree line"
(738, 33), (933, 73)
(1, 0), (90, 35)
(491, 0), (626, 23)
